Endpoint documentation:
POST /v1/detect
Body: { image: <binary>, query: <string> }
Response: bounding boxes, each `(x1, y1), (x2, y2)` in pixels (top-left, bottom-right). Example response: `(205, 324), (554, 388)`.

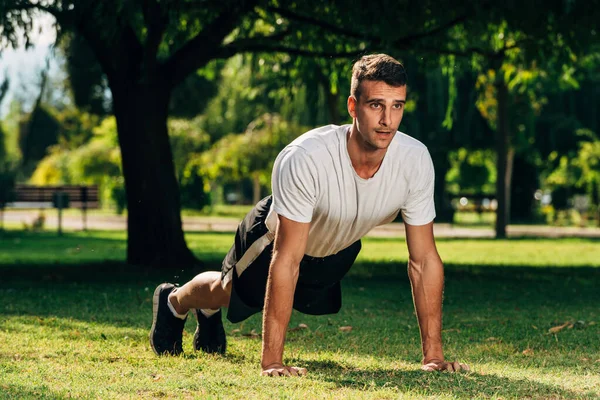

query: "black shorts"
(221, 195), (361, 323)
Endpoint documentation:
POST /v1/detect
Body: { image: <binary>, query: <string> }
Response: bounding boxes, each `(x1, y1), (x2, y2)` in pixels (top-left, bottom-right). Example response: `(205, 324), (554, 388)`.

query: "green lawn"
(0, 230), (599, 399)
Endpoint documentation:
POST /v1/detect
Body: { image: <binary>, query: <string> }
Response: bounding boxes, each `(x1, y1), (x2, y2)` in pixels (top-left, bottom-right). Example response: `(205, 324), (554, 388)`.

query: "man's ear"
(347, 95), (357, 118)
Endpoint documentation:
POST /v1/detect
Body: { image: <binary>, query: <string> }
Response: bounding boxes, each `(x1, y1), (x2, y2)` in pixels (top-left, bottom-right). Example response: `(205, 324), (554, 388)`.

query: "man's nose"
(380, 108), (391, 127)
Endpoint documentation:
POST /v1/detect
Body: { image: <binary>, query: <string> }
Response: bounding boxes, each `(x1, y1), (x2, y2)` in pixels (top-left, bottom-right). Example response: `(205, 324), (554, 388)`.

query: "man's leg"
(150, 195), (274, 356)
(169, 271), (231, 314)
(170, 271), (231, 354)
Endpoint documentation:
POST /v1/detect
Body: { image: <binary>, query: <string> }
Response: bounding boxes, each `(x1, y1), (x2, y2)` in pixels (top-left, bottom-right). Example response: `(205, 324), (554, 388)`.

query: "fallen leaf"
(531, 325), (538, 330)
(242, 329), (261, 338)
(339, 326), (353, 332)
(549, 322), (572, 333)
(231, 329), (240, 334)
(151, 374), (163, 382)
(443, 328), (461, 333)
(289, 323), (309, 332)
(522, 348), (534, 356)
(574, 321), (586, 330)
(485, 337), (500, 342)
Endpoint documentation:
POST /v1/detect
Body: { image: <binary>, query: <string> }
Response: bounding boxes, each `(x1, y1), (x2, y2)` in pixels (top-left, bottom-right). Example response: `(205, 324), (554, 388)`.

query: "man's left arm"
(405, 221), (469, 372)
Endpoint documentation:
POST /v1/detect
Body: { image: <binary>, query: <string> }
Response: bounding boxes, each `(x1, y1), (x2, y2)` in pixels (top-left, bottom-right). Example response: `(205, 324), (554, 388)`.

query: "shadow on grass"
(300, 360), (586, 399)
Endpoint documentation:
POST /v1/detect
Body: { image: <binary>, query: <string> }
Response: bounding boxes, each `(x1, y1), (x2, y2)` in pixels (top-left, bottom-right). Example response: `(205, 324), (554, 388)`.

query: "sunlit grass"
(1, 229), (598, 268)
(0, 230), (599, 398)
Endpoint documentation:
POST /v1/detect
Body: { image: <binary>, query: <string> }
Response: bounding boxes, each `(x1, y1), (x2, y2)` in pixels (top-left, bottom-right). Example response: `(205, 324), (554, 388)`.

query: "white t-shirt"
(265, 124), (436, 257)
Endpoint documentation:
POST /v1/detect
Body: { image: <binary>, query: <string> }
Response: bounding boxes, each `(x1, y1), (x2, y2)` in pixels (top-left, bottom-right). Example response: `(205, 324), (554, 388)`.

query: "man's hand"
(421, 359), (470, 372)
(261, 363), (307, 377)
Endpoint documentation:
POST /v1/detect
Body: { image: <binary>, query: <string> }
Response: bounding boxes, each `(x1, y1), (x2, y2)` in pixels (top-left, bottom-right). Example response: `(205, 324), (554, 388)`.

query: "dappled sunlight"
(1, 231), (598, 397)
(359, 237), (600, 267)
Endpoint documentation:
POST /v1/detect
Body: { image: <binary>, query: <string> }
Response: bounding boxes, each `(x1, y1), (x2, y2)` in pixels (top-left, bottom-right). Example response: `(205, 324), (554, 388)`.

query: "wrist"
(423, 343), (443, 363)
(261, 361), (283, 370)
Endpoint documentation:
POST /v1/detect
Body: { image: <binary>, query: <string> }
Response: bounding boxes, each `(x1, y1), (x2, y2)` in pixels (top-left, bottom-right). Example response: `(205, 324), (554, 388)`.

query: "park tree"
(419, 2), (600, 237)
(18, 69), (61, 176)
(1, 0), (472, 268)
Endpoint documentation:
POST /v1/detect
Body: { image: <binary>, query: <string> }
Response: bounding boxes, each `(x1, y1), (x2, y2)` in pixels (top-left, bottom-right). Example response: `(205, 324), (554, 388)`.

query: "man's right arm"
(260, 215), (310, 377)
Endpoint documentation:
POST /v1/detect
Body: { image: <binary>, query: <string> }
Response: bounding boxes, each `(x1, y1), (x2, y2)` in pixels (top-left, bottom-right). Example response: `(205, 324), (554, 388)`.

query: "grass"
(0, 229), (599, 399)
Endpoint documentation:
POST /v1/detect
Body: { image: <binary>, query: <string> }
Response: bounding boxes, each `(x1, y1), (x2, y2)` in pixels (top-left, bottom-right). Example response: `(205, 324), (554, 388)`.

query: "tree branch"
(162, 0), (259, 88)
(413, 37), (534, 60)
(266, 6), (379, 43)
(267, 6), (468, 51)
(392, 14), (469, 47)
(216, 38), (366, 60)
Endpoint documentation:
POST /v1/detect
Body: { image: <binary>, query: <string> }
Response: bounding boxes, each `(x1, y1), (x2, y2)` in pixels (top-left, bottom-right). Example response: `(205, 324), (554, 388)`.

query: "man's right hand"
(261, 363), (308, 377)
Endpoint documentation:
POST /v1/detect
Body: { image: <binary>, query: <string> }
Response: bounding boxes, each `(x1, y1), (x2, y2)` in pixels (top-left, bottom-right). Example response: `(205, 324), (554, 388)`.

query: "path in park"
(3, 210), (600, 238)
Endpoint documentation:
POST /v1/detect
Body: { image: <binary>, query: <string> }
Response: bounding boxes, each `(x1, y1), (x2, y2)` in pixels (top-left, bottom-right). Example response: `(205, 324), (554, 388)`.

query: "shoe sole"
(149, 283), (169, 356)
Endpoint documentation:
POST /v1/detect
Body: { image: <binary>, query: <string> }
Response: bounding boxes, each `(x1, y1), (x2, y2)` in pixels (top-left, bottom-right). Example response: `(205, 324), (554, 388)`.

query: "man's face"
(347, 80), (407, 151)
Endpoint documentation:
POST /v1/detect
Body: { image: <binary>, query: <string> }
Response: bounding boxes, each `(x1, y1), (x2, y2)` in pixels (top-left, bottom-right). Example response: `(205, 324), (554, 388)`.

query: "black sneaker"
(193, 309), (227, 354)
(149, 283), (187, 356)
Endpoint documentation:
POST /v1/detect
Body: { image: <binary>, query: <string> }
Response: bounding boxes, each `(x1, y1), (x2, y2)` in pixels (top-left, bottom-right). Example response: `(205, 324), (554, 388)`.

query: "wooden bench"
(8, 184), (100, 209)
(3, 185), (100, 232)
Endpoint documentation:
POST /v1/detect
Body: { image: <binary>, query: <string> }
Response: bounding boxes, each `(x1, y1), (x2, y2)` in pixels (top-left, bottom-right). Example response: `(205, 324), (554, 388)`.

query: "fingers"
(261, 366), (307, 377)
(448, 361), (470, 372)
(421, 362), (440, 372)
(422, 361), (471, 373)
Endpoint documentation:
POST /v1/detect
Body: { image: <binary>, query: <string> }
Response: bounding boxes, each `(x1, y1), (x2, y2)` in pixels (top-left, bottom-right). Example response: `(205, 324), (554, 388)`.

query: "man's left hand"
(421, 360), (470, 372)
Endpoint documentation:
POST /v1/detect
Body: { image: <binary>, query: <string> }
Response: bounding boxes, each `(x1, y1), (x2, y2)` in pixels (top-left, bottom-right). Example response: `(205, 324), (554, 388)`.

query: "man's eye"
(370, 103), (381, 108)
(393, 104), (404, 109)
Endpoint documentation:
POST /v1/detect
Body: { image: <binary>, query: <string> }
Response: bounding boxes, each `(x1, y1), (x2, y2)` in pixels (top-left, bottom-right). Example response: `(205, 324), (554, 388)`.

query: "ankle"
(168, 291), (189, 316)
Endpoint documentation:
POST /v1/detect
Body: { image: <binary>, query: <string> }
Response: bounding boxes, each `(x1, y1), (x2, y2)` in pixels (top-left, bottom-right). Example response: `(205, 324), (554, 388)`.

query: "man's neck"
(347, 124), (388, 179)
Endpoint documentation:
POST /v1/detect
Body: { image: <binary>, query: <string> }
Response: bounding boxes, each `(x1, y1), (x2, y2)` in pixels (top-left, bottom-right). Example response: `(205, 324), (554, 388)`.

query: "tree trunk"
(431, 148), (454, 223)
(111, 80), (199, 269)
(494, 77), (513, 238)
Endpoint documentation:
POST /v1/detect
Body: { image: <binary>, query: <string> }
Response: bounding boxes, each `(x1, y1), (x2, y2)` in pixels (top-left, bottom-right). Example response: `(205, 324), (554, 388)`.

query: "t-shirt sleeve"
(271, 147), (317, 223)
(401, 149), (436, 226)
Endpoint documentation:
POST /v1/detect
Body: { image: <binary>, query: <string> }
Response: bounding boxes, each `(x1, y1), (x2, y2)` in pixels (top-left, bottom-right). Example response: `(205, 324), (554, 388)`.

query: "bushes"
(29, 115), (213, 212)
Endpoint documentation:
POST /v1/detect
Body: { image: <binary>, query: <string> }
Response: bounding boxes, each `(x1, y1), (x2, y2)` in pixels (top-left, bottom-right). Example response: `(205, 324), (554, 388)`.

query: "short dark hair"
(350, 54), (407, 100)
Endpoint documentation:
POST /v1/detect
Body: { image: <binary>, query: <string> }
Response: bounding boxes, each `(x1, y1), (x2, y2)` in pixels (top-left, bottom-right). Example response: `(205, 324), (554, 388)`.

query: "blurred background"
(0, 1), (599, 267)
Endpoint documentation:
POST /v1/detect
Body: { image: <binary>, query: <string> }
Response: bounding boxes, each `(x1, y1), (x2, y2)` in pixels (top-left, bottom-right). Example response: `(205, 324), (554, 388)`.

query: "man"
(149, 53), (469, 377)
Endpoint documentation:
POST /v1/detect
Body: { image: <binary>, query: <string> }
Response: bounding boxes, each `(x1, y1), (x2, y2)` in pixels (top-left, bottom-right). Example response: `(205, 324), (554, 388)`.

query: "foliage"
(19, 104), (61, 170)
(446, 148), (496, 195)
(168, 118), (212, 209)
(0, 160), (17, 209)
(192, 113), (306, 194)
(59, 33), (110, 116)
(1, 100), (24, 164)
(29, 115), (212, 211)
(30, 116), (122, 208)
(545, 129), (600, 207)
(53, 107), (101, 149)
